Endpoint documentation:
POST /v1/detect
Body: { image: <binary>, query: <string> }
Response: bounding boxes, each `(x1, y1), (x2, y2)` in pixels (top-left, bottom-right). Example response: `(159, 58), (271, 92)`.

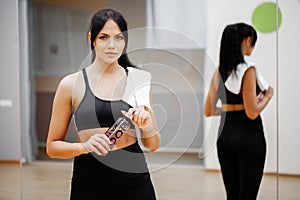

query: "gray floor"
(0, 152), (300, 200)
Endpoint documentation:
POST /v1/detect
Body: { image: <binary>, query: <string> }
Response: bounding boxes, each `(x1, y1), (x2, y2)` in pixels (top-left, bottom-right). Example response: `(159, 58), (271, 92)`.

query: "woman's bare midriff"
(78, 128), (137, 151)
(222, 104), (244, 112)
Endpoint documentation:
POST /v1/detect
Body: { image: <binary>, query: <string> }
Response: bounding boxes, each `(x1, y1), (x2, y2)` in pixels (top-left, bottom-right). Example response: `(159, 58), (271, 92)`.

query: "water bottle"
(104, 111), (132, 145)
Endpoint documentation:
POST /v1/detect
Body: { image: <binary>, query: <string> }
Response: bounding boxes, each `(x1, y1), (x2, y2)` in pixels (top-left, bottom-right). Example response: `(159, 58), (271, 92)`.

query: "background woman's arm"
(242, 67), (274, 120)
(204, 69), (222, 116)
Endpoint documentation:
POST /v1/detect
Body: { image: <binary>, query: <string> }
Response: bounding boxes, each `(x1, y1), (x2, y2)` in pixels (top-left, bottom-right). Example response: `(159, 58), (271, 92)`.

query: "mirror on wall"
(21, 1), (278, 199)
(2, 0), (297, 199)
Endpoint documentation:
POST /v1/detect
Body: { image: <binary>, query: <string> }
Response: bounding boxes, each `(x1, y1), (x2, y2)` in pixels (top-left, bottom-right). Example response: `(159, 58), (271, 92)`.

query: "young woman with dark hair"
(46, 8), (160, 200)
(204, 22), (274, 199)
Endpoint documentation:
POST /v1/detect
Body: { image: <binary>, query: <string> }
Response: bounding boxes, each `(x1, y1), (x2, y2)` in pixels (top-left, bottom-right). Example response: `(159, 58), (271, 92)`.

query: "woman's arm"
(204, 69), (222, 116)
(46, 74), (111, 158)
(242, 67), (274, 120)
(140, 100), (161, 152)
(46, 74), (85, 158)
(128, 91), (161, 152)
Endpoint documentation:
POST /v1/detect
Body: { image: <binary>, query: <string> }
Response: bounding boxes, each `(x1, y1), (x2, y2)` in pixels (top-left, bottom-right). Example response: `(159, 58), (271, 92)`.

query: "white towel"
(225, 62), (269, 94)
(122, 67), (152, 109)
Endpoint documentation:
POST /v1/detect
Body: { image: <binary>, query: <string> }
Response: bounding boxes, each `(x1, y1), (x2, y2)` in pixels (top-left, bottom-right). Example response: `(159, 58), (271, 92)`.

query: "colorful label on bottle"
(104, 117), (131, 145)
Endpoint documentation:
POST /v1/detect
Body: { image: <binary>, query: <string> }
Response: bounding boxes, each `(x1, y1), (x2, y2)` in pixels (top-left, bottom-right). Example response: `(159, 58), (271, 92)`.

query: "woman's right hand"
(265, 86), (274, 99)
(81, 134), (112, 156)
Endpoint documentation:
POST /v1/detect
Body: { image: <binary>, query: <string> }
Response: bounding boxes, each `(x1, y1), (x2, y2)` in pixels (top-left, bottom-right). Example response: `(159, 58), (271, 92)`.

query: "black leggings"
(217, 111), (266, 200)
(71, 178), (155, 200)
(70, 142), (156, 200)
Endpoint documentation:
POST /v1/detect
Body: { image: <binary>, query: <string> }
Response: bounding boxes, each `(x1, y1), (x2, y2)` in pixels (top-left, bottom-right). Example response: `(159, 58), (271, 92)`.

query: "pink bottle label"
(104, 117), (131, 145)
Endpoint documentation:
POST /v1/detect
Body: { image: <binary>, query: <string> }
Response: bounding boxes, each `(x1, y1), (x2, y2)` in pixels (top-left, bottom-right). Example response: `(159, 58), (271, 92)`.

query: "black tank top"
(74, 68), (134, 131)
(218, 75), (261, 104)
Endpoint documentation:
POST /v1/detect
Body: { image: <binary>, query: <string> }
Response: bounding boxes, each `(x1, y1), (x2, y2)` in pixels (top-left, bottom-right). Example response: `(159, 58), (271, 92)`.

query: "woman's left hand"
(127, 106), (153, 132)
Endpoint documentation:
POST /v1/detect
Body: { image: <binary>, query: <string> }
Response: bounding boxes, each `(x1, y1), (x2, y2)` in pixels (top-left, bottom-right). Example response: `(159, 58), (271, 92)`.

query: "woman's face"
(242, 37), (255, 56)
(92, 19), (125, 65)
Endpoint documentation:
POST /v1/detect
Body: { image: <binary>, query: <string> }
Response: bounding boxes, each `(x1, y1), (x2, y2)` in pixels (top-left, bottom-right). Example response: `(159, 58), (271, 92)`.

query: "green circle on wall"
(252, 2), (282, 33)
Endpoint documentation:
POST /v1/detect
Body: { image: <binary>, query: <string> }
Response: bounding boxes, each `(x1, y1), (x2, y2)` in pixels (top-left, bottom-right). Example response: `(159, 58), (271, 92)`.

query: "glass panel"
(203, 1), (278, 199)
(19, 0), (281, 199)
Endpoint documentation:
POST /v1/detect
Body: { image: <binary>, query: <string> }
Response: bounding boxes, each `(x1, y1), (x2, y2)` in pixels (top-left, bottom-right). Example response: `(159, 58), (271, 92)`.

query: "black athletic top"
(71, 69), (155, 200)
(74, 68), (134, 131)
(219, 73), (261, 105)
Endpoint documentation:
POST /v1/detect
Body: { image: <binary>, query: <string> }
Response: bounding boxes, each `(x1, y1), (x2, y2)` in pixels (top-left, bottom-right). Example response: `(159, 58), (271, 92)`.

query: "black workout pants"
(217, 111), (266, 200)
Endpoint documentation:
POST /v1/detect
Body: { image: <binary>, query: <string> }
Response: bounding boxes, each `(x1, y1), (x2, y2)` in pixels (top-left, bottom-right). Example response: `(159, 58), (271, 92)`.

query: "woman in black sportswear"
(204, 23), (274, 199)
(46, 8), (160, 200)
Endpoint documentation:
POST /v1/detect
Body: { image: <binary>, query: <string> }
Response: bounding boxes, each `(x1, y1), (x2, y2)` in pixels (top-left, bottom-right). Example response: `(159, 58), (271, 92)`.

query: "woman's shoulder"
(60, 71), (81, 84)
(225, 62), (256, 94)
(57, 71), (82, 92)
(242, 62), (269, 91)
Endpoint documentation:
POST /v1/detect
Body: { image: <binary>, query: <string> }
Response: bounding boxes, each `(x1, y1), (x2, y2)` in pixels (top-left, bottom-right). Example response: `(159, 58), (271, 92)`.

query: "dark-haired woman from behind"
(46, 8), (160, 200)
(204, 23), (274, 199)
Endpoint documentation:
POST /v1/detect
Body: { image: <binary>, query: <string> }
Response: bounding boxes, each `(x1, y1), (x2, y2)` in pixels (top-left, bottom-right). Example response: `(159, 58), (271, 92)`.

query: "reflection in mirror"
(3, 0), (295, 199)
(203, 1), (279, 199)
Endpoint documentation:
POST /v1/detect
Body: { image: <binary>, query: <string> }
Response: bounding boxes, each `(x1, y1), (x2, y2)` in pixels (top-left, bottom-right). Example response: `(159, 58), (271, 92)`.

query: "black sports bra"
(74, 68), (134, 131)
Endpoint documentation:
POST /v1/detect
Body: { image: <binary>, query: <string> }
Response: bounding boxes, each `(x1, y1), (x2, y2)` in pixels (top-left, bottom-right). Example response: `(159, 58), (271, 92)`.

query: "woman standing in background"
(204, 22), (273, 199)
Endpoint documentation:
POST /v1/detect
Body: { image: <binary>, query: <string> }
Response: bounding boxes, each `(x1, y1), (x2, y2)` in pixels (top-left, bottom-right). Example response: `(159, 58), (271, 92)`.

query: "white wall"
(278, 0), (300, 175)
(204, 0), (278, 173)
(0, 0), (21, 161)
(150, 0), (206, 49)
